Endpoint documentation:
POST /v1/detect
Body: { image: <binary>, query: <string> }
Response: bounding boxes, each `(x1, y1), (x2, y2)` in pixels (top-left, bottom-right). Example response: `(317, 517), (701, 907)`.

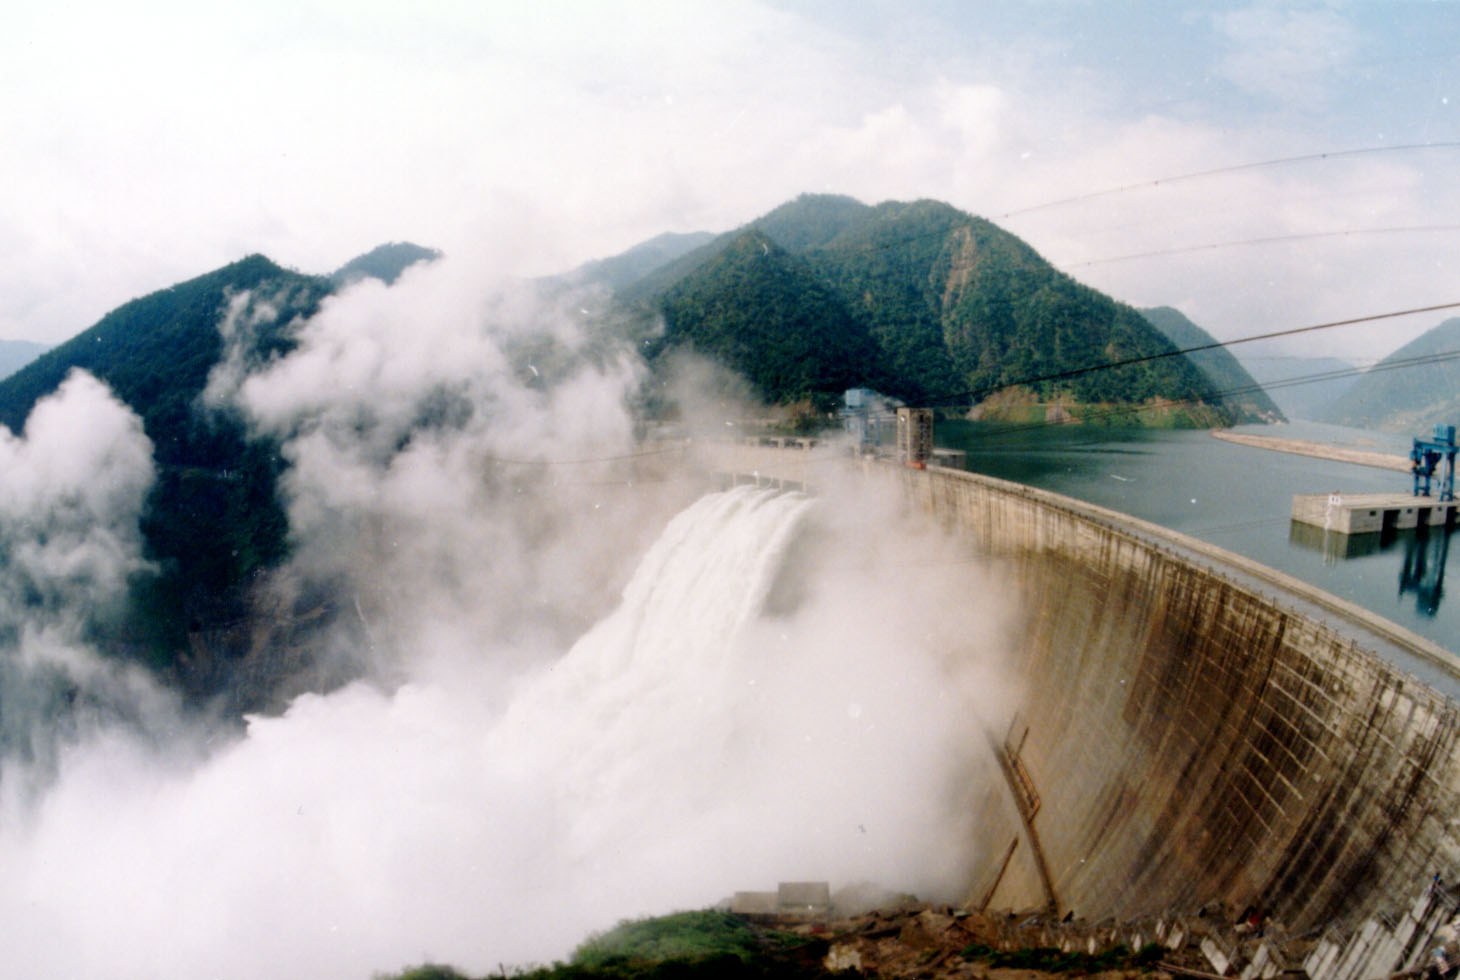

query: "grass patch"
(570, 911), (766, 969)
(378, 911), (817, 980)
(378, 912), (1172, 980)
(383, 967), (475, 980)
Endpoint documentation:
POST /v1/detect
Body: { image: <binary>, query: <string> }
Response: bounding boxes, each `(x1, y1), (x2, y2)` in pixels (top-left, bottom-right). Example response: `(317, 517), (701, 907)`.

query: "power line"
(994, 141), (1460, 221)
(1067, 225), (1460, 269)
(916, 346), (1460, 445)
(895, 301), (1460, 410)
(1227, 348), (1460, 397)
(679, 143), (1460, 279)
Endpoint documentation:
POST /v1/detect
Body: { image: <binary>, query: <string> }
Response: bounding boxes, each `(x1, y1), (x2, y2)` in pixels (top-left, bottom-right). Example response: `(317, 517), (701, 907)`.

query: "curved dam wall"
(902, 463), (1460, 929)
(699, 441), (1460, 974)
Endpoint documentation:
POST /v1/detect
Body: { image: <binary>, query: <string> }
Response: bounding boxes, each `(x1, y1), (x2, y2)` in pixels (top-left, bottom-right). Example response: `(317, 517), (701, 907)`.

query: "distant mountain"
(1235, 354), (1359, 421)
(611, 197), (882, 307)
(0, 242), (449, 704)
(1140, 307), (1283, 424)
(0, 339), (48, 381)
(331, 241), (441, 288)
(1317, 318), (1460, 432)
(613, 194), (1229, 423)
(573, 231), (716, 292)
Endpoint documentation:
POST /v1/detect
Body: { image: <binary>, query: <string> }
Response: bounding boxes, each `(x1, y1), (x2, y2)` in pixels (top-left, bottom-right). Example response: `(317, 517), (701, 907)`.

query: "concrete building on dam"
(698, 440), (1460, 980)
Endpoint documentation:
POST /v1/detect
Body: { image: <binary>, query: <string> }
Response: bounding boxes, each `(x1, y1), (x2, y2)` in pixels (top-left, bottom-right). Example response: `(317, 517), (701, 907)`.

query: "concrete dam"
(701, 441), (1460, 980)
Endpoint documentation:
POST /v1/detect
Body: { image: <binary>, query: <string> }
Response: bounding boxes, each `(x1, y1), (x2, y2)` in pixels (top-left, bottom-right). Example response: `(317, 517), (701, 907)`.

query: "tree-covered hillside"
(0, 243), (439, 695)
(612, 194), (876, 305)
(1141, 306), (1284, 423)
(0, 256), (331, 674)
(651, 230), (886, 408)
(798, 199), (970, 402)
(614, 194), (1229, 421)
(1318, 317), (1460, 432)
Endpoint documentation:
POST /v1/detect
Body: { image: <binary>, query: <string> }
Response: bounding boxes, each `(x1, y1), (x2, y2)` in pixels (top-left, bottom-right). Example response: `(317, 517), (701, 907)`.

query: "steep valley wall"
(699, 442), (1460, 979)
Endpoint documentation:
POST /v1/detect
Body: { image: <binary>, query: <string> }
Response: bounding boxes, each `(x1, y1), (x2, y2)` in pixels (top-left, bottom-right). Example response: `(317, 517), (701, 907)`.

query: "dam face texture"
(701, 442), (1460, 980)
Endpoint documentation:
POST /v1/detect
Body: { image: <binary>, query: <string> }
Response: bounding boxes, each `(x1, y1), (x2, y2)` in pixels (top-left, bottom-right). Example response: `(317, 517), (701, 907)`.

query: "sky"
(3, 0), (1458, 363)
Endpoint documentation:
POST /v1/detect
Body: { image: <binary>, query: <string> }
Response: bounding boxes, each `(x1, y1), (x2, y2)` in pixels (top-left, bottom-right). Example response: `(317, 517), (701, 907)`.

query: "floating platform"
(1291, 492), (1459, 535)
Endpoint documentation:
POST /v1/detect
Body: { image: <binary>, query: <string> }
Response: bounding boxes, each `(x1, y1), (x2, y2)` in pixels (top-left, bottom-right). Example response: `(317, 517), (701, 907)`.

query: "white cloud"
(1214, 4), (1360, 105)
(0, 370), (183, 811)
(0, 0), (1456, 362)
(0, 371), (154, 624)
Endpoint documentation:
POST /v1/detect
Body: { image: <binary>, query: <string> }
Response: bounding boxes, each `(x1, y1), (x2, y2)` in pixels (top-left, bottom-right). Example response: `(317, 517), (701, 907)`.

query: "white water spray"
(1, 477), (1008, 979)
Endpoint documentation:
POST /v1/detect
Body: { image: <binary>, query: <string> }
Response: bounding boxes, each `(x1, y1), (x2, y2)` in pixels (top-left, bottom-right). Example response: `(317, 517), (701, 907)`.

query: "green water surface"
(937, 420), (1456, 655)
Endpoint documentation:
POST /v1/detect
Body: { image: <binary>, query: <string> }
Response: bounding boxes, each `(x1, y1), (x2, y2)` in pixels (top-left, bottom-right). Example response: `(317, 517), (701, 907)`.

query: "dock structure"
(1292, 491), (1459, 535)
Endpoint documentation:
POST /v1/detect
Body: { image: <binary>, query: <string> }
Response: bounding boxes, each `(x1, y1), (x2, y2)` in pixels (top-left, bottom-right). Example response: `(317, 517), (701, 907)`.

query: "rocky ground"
(756, 904), (1277, 980)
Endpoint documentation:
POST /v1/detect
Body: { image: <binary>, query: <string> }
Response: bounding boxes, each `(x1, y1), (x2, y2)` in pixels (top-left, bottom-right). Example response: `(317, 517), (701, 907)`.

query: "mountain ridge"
(1140, 306), (1284, 423)
(615, 193), (1234, 420)
(1234, 353), (1358, 422)
(0, 244), (435, 700)
(1318, 317), (1460, 432)
(331, 241), (442, 288)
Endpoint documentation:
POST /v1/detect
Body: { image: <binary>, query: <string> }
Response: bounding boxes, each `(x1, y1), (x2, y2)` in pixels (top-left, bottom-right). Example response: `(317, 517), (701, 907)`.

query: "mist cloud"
(206, 258), (688, 688)
(0, 370), (154, 613)
(0, 370), (182, 809)
(0, 267), (1020, 979)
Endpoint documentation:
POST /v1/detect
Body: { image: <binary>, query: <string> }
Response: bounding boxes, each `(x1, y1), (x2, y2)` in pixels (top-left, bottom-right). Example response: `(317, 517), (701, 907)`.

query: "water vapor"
(207, 259), (691, 691)
(0, 261), (1018, 980)
(0, 370), (181, 808)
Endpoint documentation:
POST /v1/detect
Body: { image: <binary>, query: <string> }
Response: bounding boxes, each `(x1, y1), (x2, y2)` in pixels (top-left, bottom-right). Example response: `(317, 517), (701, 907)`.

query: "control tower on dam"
(695, 440), (1460, 980)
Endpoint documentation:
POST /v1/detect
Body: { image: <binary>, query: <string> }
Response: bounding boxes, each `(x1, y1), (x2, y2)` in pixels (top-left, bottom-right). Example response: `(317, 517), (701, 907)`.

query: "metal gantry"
(1411, 424), (1458, 501)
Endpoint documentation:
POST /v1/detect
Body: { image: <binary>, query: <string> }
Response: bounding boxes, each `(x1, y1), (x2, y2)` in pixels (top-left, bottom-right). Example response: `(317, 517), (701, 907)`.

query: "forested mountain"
(0, 256), (331, 676)
(611, 195), (877, 305)
(652, 230), (886, 405)
(1235, 354), (1359, 421)
(1318, 318), (1460, 432)
(0, 339), (48, 381)
(0, 201), (1242, 694)
(0, 244), (436, 694)
(614, 194), (1230, 422)
(1141, 307), (1283, 423)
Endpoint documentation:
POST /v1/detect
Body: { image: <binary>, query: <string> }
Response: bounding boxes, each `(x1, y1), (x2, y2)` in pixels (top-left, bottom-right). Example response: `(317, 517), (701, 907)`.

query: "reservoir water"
(937, 420), (1457, 655)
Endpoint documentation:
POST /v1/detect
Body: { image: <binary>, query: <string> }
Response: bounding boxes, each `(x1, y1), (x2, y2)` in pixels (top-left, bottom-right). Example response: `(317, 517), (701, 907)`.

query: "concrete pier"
(1292, 492), (1458, 534)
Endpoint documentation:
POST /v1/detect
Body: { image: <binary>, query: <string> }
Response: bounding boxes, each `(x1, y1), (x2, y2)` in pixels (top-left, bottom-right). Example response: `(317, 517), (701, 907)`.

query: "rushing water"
(937, 419), (1457, 654)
